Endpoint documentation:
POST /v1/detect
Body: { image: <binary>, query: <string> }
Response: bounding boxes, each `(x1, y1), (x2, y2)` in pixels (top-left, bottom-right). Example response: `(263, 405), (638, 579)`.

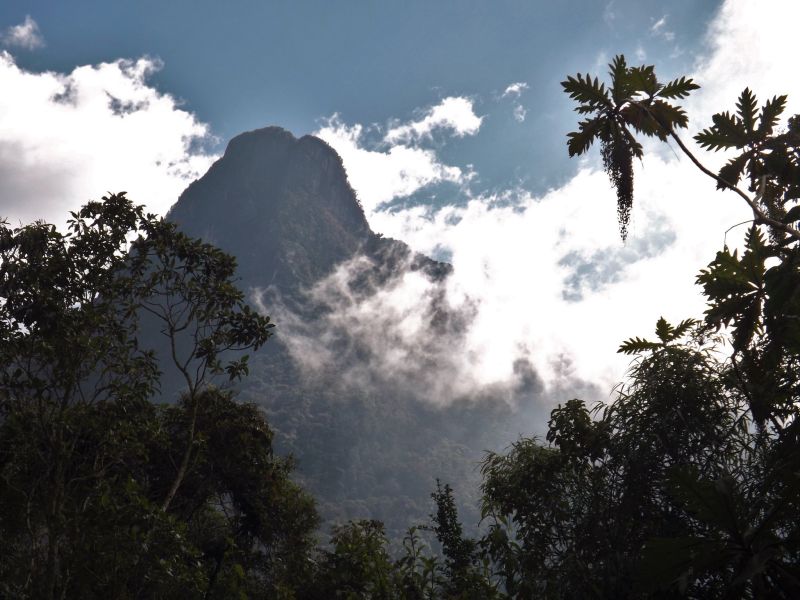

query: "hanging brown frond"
(563, 54), (699, 242)
(600, 131), (635, 241)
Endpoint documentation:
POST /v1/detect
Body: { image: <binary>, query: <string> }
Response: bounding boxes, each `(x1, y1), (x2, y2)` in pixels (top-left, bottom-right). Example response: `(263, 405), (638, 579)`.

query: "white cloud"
(384, 96), (483, 144)
(651, 16), (667, 33)
(650, 15), (675, 42)
(502, 82), (528, 98)
(0, 52), (215, 227)
(314, 0), (800, 403)
(502, 83), (528, 122)
(315, 114), (471, 213)
(365, 162), (733, 395)
(2, 15), (45, 50)
(691, 0), (800, 122)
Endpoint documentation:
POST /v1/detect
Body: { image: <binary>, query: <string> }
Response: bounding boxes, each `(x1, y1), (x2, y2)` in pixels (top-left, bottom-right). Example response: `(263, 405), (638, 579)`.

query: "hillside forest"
(1, 57), (799, 599)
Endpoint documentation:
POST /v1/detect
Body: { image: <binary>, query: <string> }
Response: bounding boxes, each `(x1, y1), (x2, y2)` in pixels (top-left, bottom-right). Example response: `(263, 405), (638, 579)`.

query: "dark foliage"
(563, 55), (698, 240)
(465, 56), (800, 599)
(0, 195), (315, 599)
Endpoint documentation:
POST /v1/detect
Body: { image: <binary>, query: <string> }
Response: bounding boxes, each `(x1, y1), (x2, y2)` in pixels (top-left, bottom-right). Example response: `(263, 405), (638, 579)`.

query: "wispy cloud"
(502, 82), (528, 122)
(603, 1), (616, 26)
(384, 96), (483, 144)
(256, 239), (601, 410)
(502, 82), (529, 98)
(650, 15), (675, 42)
(2, 15), (45, 50)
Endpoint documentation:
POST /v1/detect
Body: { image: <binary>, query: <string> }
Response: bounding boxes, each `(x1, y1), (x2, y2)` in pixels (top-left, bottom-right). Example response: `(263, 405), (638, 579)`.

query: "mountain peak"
(168, 126), (373, 290)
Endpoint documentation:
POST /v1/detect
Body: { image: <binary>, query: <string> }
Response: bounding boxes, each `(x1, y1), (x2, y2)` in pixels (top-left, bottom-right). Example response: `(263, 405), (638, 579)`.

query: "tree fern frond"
(628, 65), (659, 96)
(561, 74), (611, 109)
(609, 55), (632, 103)
(657, 76), (700, 100)
(716, 153), (749, 190)
(758, 95), (788, 137)
(736, 88), (758, 134)
(654, 317), (674, 344)
(671, 319), (698, 340)
(567, 118), (603, 157)
(695, 112), (747, 151)
(618, 337), (661, 355)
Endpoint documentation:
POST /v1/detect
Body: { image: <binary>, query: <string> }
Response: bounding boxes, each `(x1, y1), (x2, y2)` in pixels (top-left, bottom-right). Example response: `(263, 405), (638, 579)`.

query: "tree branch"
(630, 100), (800, 242)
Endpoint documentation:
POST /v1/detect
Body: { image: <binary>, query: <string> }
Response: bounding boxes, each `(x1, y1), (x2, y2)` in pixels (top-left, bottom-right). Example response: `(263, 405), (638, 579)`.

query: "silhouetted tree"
(0, 194), (316, 598)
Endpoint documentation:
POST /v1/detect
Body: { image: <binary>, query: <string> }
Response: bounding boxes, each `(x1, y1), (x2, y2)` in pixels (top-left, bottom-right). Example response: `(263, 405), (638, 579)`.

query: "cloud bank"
(310, 0), (800, 405)
(0, 52), (215, 227)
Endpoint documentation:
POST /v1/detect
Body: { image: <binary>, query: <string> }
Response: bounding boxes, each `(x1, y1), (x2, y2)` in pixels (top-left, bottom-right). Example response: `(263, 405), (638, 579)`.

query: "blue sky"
(0, 0), (719, 195)
(1, 1), (797, 405)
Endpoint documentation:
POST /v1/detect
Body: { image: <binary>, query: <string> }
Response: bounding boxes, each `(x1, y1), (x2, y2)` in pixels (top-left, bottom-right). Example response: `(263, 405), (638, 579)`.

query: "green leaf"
(657, 76), (700, 100)
(697, 233), (767, 353)
(637, 536), (721, 594)
(717, 152), (749, 190)
(671, 318), (697, 340)
(782, 204), (800, 223)
(561, 74), (610, 109)
(731, 296), (763, 351)
(695, 111), (748, 151)
(667, 467), (742, 537)
(628, 65), (659, 96)
(609, 55), (632, 103)
(757, 95), (787, 137)
(649, 98), (690, 131)
(695, 128), (733, 152)
(744, 224), (767, 256)
(736, 88), (758, 134)
(566, 117), (602, 157)
(654, 317), (674, 343)
(617, 337), (661, 355)
(620, 103), (662, 138)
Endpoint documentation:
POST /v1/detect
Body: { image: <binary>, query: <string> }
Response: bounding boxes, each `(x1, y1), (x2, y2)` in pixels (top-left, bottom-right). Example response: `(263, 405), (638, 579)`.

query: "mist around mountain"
(164, 126), (592, 535)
